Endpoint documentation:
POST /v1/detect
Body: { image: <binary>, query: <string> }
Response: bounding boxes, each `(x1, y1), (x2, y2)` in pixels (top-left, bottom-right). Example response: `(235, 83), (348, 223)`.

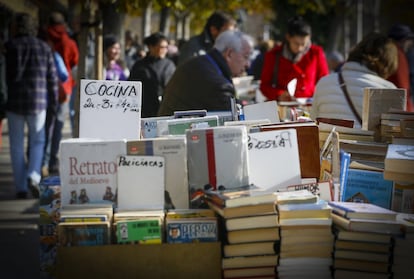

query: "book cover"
(165, 218), (218, 244)
(225, 214), (279, 231)
(157, 115), (219, 136)
(341, 168), (394, 209)
(60, 214), (108, 222)
(328, 201), (397, 220)
(259, 121), (320, 179)
(79, 79), (142, 140)
(339, 150), (351, 202)
(140, 115), (173, 138)
(362, 87), (406, 139)
(223, 241), (279, 257)
(126, 137), (189, 209)
(115, 217), (163, 244)
(116, 155), (165, 211)
(227, 227), (280, 244)
(57, 221), (111, 246)
(186, 126), (250, 207)
(384, 144), (414, 174)
(247, 129), (302, 190)
(59, 138), (126, 207)
(392, 182), (414, 213)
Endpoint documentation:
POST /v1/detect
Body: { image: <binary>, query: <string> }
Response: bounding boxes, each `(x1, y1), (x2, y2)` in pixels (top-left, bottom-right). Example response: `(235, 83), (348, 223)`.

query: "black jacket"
(128, 55), (176, 117)
(158, 49), (235, 116)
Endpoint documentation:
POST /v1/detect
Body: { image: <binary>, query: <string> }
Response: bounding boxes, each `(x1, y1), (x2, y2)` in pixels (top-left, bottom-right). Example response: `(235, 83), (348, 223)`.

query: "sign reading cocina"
(79, 79), (142, 140)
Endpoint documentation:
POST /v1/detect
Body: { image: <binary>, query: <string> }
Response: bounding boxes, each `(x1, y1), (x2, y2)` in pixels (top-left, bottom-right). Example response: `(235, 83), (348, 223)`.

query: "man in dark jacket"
(177, 11), (236, 66)
(158, 30), (253, 116)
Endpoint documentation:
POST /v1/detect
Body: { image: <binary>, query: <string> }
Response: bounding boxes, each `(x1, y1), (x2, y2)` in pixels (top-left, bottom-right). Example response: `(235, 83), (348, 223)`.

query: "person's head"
(388, 24), (414, 51)
(205, 11), (236, 41)
(327, 50), (344, 72)
(214, 30), (254, 77)
(11, 12), (37, 37)
(48, 11), (66, 26)
(285, 16), (312, 55)
(143, 32), (169, 59)
(347, 32), (398, 79)
(104, 34), (121, 62)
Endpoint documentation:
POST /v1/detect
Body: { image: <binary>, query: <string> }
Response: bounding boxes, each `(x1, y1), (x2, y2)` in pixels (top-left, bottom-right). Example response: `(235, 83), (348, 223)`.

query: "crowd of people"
(1, 10), (414, 199)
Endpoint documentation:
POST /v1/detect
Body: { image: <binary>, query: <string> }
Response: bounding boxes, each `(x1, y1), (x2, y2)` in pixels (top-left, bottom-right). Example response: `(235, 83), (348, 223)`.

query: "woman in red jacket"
(260, 16), (329, 102)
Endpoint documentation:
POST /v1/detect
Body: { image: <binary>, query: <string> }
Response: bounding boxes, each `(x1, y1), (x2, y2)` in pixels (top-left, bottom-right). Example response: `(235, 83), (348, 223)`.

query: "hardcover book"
(126, 137), (189, 209)
(116, 155), (165, 211)
(247, 129), (302, 190)
(227, 227), (280, 244)
(204, 185), (278, 209)
(225, 214), (279, 231)
(384, 144), (414, 175)
(222, 254), (279, 269)
(259, 121), (320, 179)
(277, 200), (332, 219)
(332, 226), (393, 244)
(186, 126), (249, 194)
(328, 201), (397, 220)
(59, 138), (126, 207)
(207, 200), (277, 219)
(222, 266), (277, 279)
(331, 212), (402, 235)
(341, 168), (394, 209)
(223, 241), (279, 257)
(275, 189), (318, 205)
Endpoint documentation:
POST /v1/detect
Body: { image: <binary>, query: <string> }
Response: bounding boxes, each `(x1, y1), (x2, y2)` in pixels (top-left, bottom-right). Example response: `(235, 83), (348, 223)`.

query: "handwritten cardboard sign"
(117, 155), (165, 210)
(79, 79), (142, 140)
(248, 129), (302, 190)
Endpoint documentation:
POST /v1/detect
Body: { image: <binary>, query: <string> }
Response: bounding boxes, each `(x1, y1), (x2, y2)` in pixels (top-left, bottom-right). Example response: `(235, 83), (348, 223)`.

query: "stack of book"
(205, 186), (280, 279)
(379, 111), (414, 143)
(276, 190), (333, 279)
(393, 213), (414, 279)
(329, 201), (400, 278)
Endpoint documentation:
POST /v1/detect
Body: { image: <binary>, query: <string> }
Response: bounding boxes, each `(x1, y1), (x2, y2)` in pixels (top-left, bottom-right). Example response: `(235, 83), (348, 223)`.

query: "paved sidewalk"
(0, 117), (72, 278)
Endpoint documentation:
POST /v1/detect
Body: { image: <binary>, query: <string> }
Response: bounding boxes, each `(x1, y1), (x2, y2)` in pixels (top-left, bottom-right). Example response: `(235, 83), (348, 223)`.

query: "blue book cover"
(166, 219), (218, 243)
(339, 150), (351, 201)
(341, 168), (394, 209)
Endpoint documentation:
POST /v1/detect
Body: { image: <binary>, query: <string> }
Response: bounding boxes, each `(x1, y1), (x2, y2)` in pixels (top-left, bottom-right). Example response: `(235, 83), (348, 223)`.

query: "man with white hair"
(158, 30), (254, 116)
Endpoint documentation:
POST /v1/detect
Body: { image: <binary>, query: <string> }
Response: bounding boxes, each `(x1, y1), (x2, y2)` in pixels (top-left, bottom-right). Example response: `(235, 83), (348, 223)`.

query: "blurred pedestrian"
(103, 34), (129, 80)
(158, 30), (254, 116)
(128, 32), (176, 117)
(311, 32), (398, 128)
(45, 11), (79, 175)
(260, 16), (329, 101)
(5, 13), (58, 198)
(387, 24), (414, 111)
(177, 11), (236, 65)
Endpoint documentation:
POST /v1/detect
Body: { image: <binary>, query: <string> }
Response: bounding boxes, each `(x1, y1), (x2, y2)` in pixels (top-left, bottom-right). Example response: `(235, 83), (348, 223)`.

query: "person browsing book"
(260, 16), (329, 101)
(158, 30), (254, 116)
(310, 32), (398, 128)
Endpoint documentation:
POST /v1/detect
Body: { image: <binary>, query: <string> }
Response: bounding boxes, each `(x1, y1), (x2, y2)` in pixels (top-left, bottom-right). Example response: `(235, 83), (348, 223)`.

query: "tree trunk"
(159, 7), (171, 36)
(142, 2), (152, 39)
